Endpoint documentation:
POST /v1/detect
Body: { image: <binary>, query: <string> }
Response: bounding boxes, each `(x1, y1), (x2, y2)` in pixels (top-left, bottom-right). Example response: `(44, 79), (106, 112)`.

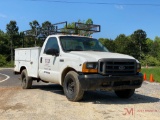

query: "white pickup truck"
(14, 34), (143, 101)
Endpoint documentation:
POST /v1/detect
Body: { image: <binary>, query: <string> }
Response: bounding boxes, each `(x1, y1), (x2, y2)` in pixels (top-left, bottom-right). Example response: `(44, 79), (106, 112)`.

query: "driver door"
(39, 37), (60, 83)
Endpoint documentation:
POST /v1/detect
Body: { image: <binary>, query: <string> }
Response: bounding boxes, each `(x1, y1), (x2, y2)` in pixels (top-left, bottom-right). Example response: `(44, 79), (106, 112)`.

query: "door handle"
(40, 57), (42, 63)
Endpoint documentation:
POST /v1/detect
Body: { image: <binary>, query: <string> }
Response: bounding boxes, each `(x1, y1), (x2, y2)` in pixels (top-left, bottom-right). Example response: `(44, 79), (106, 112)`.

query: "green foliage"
(140, 55), (160, 66)
(114, 34), (131, 54)
(6, 21), (19, 35)
(98, 29), (160, 66)
(0, 31), (10, 56)
(85, 18), (93, 24)
(29, 20), (40, 30)
(99, 38), (115, 52)
(5, 61), (14, 67)
(150, 36), (160, 58)
(0, 54), (6, 67)
(129, 29), (148, 60)
(42, 21), (51, 28)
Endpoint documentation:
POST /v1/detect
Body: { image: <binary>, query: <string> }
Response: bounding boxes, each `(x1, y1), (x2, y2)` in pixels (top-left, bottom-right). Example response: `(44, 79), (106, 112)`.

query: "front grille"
(98, 58), (137, 76)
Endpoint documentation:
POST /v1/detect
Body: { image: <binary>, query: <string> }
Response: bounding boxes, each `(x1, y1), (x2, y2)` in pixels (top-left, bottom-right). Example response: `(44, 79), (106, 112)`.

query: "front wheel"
(63, 71), (84, 102)
(114, 89), (135, 99)
(21, 69), (33, 89)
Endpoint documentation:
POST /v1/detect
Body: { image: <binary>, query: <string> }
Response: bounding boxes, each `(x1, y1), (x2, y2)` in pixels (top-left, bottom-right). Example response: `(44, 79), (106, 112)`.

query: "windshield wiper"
(65, 49), (74, 52)
(84, 50), (103, 52)
(66, 49), (84, 52)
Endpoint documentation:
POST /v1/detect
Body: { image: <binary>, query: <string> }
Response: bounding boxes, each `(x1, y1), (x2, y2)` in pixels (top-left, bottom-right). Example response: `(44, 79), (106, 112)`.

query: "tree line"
(0, 19), (160, 67)
(99, 32), (160, 66)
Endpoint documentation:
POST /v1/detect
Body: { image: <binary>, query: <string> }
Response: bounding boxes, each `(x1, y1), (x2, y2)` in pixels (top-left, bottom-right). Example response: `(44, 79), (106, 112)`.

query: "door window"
(44, 37), (59, 53)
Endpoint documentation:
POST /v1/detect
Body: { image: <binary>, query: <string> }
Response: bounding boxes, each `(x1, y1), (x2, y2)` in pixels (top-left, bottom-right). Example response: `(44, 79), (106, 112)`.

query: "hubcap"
(67, 79), (75, 94)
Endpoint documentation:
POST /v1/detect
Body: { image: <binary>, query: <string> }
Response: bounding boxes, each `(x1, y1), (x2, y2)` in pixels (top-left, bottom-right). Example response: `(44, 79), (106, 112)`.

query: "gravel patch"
(0, 81), (160, 120)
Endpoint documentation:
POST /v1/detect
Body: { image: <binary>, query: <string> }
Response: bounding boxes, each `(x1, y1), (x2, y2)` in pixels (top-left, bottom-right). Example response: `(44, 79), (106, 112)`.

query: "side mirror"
(45, 48), (59, 56)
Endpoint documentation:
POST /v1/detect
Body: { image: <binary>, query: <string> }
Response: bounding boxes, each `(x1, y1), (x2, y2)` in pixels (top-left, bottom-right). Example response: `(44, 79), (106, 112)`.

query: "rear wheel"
(114, 89), (135, 99)
(63, 71), (84, 102)
(21, 69), (33, 89)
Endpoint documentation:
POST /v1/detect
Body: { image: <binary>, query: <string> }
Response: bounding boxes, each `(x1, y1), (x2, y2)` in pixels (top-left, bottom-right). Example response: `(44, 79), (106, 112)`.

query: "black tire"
(21, 69), (33, 89)
(63, 71), (84, 102)
(114, 89), (135, 99)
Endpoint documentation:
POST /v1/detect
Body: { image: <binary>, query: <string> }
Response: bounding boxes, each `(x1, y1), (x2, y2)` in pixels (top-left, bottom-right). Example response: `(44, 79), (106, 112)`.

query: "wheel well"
(20, 66), (26, 73)
(61, 67), (76, 85)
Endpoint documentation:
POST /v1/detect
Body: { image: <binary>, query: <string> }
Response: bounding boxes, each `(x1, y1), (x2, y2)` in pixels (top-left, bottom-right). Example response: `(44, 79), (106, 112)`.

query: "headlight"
(137, 63), (141, 72)
(86, 62), (97, 69)
(82, 62), (98, 73)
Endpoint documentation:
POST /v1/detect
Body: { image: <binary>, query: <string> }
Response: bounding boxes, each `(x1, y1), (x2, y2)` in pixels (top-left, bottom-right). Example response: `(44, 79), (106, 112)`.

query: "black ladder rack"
(23, 21), (101, 39)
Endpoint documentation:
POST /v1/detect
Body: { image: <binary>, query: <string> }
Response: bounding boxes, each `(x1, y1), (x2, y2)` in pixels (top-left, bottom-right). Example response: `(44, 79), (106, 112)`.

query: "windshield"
(60, 36), (109, 52)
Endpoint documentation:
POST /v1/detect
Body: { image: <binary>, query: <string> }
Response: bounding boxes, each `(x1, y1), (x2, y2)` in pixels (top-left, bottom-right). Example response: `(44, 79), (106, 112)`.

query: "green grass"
(141, 67), (160, 83)
(0, 61), (14, 68)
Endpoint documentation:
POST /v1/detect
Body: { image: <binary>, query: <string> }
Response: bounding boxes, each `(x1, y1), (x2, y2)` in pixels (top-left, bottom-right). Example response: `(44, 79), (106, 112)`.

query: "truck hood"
(69, 51), (135, 62)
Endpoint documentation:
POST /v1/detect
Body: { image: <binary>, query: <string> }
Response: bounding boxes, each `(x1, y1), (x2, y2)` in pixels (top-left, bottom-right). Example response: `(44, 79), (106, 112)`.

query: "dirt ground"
(0, 81), (160, 120)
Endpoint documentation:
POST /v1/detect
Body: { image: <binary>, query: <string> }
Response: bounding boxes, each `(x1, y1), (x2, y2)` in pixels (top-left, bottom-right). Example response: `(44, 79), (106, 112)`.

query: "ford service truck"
(14, 22), (143, 101)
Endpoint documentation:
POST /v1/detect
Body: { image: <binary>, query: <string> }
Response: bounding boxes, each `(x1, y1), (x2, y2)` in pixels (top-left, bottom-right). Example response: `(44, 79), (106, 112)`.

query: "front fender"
(59, 60), (82, 85)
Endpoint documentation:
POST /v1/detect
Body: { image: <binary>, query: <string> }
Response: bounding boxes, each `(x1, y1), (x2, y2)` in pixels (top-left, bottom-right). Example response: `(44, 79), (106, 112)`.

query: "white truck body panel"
(38, 36), (61, 83)
(14, 35), (140, 86)
(38, 54), (60, 83)
(66, 51), (135, 62)
(14, 47), (41, 78)
(13, 29), (143, 101)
